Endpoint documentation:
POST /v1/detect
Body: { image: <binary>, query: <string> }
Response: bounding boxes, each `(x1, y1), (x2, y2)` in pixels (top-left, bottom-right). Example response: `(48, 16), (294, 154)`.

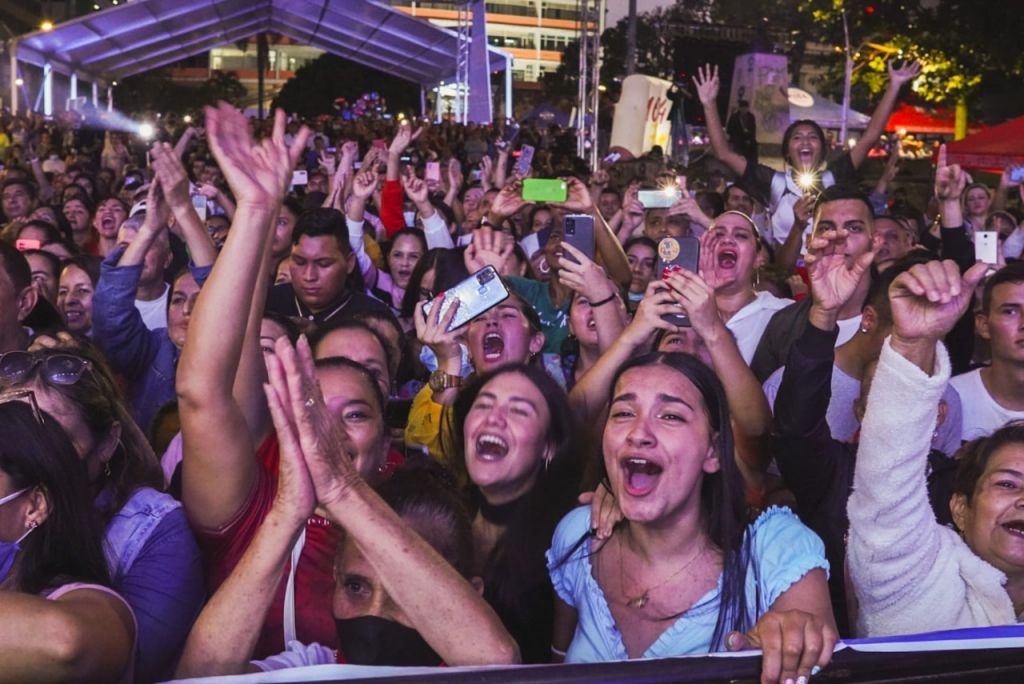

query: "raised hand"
(465, 225), (515, 276)
(620, 281), (682, 347)
(389, 121), (423, 157)
(887, 59), (922, 89)
(318, 150), (337, 178)
(488, 179), (525, 219)
(401, 166), (429, 205)
(479, 155), (494, 190)
(352, 163), (379, 200)
(553, 177), (594, 213)
(413, 292), (464, 366)
(340, 140), (360, 161)
(805, 227), (876, 313)
(667, 195), (712, 229)
(662, 268), (721, 339)
(205, 103), (309, 208)
(934, 144), (969, 202)
(149, 142), (192, 208)
(264, 335), (361, 510)
(448, 158), (464, 190)
(693, 64), (720, 105)
(890, 260), (988, 344)
(262, 348), (316, 524)
(557, 242), (615, 302)
(792, 192), (815, 228)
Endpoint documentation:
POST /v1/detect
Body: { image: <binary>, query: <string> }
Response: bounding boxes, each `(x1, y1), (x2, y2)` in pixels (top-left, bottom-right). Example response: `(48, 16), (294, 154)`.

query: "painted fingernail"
(797, 677), (808, 684)
(785, 679), (795, 684)
(811, 665), (821, 676)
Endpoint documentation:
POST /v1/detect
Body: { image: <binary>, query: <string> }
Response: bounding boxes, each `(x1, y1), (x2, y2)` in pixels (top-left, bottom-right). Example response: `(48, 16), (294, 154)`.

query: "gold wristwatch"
(429, 370), (463, 392)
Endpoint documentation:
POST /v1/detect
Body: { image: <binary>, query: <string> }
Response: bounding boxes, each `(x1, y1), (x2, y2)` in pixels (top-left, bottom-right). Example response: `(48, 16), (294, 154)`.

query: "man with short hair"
(751, 185), (878, 381)
(1, 178), (39, 241)
(949, 262), (1024, 441)
(264, 207), (389, 325)
(0, 241), (38, 353)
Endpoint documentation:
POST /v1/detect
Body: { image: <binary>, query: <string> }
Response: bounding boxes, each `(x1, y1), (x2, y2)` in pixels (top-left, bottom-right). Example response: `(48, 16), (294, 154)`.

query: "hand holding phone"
(425, 161), (441, 182)
(421, 266), (510, 331)
(638, 188), (682, 209)
(291, 170), (308, 186)
(656, 236), (700, 326)
(1009, 165), (1024, 185)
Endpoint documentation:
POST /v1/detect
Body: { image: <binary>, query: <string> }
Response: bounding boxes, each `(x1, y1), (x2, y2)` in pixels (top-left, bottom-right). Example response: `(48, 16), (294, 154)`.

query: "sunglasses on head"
(0, 351), (91, 386)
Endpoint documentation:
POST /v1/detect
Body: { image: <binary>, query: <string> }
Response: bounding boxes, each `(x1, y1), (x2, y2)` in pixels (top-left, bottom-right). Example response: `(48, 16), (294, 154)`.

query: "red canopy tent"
(885, 104), (964, 135)
(945, 115), (1024, 172)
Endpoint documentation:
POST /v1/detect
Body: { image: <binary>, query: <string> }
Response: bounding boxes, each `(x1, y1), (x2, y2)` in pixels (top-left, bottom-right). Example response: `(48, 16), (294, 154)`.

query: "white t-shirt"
(949, 368), (1024, 441)
(836, 314), (863, 346)
(726, 291), (794, 364)
(763, 362), (862, 443)
(135, 284), (169, 331)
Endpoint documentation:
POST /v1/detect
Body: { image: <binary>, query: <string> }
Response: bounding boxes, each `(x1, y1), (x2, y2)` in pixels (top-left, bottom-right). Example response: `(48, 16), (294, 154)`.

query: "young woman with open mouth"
(448, 364), (582, 663)
(549, 352), (835, 684)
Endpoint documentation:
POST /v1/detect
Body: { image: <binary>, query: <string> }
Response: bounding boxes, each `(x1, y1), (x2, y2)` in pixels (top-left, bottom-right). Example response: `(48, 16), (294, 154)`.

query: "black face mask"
(335, 615), (442, 666)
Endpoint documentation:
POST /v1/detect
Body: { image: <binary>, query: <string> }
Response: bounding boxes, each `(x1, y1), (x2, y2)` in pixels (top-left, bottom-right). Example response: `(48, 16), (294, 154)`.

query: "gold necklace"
(618, 536), (705, 609)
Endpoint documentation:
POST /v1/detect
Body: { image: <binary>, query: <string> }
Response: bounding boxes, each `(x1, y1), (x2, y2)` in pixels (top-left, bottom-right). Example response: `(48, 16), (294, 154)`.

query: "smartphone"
(638, 188), (681, 209)
(497, 121), (520, 150)
(191, 194), (207, 221)
(291, 170), (308, 186)
(15, 239), (41, 251)
(975, 231), (999, 264)
(469, 169), (482, 183)
(516, 144), (535, 177)
(425, 161), (441, 182)
(561, 214), (595, 263)
(656, 236), (700, 327)
(1010, 166), (1024, 184)
(326, 146), (337, 155)
(400, 154), (412, 163)
(602, 151), (621, 165)
(421, 266), (510, 331)
(522, 178), (567, 203)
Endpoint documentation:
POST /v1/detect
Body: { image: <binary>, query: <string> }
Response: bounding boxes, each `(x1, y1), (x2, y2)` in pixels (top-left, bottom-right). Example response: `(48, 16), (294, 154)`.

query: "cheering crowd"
(2, 57), (1024, 684)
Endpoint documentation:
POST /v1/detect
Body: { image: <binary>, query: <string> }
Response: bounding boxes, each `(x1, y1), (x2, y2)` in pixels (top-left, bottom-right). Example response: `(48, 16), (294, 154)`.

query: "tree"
(115, 69), (247, 115)
(798, 0), (1024, 134)
(271, 53), (419, 118)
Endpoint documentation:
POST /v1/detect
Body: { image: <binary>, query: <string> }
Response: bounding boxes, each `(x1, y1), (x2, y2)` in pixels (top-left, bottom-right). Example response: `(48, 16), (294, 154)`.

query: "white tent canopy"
(10, 0), (510, 116)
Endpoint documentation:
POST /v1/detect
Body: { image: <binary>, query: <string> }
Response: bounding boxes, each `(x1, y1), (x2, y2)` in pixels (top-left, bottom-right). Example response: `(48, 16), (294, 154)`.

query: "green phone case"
(521, 178), (568, 203)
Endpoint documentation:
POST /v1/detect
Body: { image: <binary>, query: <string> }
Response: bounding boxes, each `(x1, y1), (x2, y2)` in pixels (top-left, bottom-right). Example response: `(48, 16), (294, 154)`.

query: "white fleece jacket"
(847, 337), (1017, 637)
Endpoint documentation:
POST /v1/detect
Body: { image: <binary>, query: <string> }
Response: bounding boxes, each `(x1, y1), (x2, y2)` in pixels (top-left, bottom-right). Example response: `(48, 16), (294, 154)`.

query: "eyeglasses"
(0, 351), (91, 387)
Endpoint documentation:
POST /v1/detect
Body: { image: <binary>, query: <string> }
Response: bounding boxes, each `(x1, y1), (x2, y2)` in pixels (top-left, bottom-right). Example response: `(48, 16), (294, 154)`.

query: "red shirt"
(194, 432), (340, 658)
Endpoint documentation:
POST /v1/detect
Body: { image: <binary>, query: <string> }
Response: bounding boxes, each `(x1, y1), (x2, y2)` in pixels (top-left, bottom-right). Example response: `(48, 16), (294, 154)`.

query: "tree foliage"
(271, 53), (419, 118)
(798, 0), (1024, 112)
(116, 69), (247, 115)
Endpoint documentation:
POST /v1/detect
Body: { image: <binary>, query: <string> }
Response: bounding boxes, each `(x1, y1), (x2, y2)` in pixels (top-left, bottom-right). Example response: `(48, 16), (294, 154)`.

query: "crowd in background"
(2, 57), (1024, 684)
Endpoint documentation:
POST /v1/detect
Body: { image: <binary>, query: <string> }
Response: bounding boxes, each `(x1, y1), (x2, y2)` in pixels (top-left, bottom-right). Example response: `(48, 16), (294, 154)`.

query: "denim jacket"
(103, 486), (181, 582)
(101, 485), (206, 682)
(92, 246), (211, 434)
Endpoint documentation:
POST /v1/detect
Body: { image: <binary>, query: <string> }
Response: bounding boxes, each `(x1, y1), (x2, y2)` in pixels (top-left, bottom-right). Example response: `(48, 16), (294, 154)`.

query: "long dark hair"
(0, 399), (111, 594)
(2, 342), (164, 519)
(447, 363), (581, 662)
(600, 352), (752, 649)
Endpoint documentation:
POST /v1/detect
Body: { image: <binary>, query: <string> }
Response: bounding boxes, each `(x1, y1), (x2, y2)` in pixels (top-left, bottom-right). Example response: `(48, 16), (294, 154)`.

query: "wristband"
(589, 292), (617, 308)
